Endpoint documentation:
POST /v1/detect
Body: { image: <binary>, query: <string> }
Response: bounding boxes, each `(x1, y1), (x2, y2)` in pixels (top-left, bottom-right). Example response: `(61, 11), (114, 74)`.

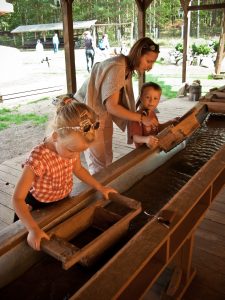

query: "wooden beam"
(144, 0), (154, 10)
(180, 0), (191, 15)
(135, 0), (154, 12)
(61, 0), (76, 94)
(188, 3), (225, 11)
(135, 0), (145, 11)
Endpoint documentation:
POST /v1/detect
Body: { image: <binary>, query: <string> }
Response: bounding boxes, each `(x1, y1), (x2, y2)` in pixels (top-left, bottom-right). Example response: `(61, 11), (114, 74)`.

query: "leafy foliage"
(0, 0), (223, 45)
(192, 43), (211, 55)
(175, 43), (183, 53)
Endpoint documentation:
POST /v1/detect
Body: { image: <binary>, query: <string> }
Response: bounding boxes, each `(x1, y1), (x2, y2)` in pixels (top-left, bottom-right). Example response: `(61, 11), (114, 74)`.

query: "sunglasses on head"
(143, 44), (160, 53)
(83, 121), (100, 132)
(57, 121), (100, 133)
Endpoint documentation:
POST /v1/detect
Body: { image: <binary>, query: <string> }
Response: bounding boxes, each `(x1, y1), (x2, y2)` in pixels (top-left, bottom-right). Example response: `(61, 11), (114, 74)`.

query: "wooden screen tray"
(40, 193), (142, 270)
(158, 112), (200, 152)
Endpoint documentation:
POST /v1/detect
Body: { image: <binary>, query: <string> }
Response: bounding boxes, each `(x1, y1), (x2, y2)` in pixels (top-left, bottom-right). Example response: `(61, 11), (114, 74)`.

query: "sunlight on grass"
(28, 97), (49, 104)
(0, 108), (48, 131)
(146, 74), (177, 99)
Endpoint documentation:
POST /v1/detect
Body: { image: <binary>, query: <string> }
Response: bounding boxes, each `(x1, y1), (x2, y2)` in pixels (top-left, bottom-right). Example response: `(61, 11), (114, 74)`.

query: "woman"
(75, 37), (160, 174)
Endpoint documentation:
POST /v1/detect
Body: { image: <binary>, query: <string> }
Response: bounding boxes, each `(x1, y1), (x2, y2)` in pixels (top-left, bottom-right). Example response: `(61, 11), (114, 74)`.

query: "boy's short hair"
(136, 82), (162, 109)
(141, 82), (162, 95)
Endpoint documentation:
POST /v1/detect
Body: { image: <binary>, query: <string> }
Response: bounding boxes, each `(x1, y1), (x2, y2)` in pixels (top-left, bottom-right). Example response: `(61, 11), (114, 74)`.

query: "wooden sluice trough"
(0, 100), (225, 299)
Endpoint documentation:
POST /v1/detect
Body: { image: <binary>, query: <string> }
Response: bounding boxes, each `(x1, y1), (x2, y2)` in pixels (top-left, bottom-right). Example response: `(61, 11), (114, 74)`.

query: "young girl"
(130, 82), (179, 149)
(12, 97), (116, 251)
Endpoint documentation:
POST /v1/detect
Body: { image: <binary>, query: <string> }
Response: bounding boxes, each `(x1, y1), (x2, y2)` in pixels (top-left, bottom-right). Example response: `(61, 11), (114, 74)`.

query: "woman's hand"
(27, 227), (50, 251)
(141, 115), (152, 126)
(98, 186), (117, 200)
(146, 135), (159, 149)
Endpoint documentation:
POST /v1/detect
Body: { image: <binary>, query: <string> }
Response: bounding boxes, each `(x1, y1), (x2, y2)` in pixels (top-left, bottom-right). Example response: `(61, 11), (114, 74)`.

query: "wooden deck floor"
(0, 97), (224, 299)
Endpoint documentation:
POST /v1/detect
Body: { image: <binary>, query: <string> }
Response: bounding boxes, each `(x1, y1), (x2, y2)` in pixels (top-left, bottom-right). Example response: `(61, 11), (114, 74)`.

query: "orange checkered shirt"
(24, 143), (78, 202)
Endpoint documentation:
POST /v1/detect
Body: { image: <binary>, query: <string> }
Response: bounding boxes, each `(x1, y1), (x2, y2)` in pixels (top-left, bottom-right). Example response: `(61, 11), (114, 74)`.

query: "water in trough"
(1, 113), (225, 300)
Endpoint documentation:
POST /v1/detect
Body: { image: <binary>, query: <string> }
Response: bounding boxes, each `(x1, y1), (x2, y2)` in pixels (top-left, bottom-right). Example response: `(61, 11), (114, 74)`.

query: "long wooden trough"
(0, 100), (225, 299)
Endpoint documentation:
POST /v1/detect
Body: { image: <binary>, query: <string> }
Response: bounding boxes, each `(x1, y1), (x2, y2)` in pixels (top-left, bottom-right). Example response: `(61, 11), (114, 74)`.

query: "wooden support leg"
(166, 233), (196, 299)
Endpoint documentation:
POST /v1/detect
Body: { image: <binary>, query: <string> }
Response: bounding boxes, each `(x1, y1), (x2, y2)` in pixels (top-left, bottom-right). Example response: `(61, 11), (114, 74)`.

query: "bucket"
(189, 84), (202, 101)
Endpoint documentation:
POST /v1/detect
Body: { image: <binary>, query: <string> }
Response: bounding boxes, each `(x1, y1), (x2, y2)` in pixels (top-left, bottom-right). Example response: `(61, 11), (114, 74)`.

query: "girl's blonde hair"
(127, 37), (160, 73)
(51, 96), (98, 136)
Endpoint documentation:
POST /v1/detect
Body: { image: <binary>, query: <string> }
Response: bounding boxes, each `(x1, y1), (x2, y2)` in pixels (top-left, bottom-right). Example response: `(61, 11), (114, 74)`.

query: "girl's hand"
(98, 186), (117, 200)
(146, 135), (158, 149)
(27, 227), (50, 251)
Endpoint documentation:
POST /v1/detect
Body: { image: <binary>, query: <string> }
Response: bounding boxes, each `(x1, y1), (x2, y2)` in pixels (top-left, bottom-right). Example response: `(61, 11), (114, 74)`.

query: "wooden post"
(43, 32), (46, 43)
(21, 33), (24, 46)
(215, 9), (225, 75)
(135, 1), (154, 91)
(182, 11), (188, 83)
(180, 0), (191, 83)
(61, 0), (76, 94)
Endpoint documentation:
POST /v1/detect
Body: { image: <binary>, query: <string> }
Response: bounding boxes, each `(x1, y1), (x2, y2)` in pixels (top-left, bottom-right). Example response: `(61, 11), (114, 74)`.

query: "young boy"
(130, 82), (179, 149)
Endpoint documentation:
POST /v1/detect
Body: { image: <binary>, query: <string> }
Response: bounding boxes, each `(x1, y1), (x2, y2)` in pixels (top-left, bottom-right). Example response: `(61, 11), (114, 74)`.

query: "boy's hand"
(171, 117), (180, 125)
(27, 227), (50, 251)
(146, 135), (158, 149)
(98, 186), (117, 200)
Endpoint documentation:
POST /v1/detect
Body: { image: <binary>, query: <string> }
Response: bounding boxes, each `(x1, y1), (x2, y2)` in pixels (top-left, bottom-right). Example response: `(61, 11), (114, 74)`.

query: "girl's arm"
(12, 166), (49, 250)
(73, 156), (116, 199)
(105, 91), (151, 126)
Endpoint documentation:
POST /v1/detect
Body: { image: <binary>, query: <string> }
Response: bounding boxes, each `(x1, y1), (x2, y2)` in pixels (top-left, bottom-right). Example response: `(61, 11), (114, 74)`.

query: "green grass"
(146, 74), (177, 99)
(0, 108), (48, 131)
(27, 97), (49, 104)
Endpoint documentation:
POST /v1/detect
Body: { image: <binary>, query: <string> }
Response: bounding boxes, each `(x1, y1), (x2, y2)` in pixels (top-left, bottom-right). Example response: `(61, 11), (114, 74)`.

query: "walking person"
(83, 31), (95, 72)
(35, 39), (44, 63)
(52, 32), (59, 53)
(75, 37), (160, 174)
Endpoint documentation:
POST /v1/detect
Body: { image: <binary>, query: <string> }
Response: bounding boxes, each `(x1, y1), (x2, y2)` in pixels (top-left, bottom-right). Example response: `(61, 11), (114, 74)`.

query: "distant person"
(98, 33), (110, 59)
(35, 39), (44, 62)
(130, 82), (180, 149)
(52, 33), (59, 53)
(12, 96), (117, 251)
(83, 31), (95, 72)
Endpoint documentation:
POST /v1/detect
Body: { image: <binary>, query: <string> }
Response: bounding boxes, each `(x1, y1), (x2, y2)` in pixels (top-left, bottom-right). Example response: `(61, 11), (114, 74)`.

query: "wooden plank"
(205, 102), (225, 113)
(0, 164), (21, 177)
(0, 219), (8, 231)
(194, 235), (225, 259)
(188, 4), (225, 11)
(193, 247), (225, 276)
(184, 279), (225, 300)
(41, 235), (80, 264)
(189, 264), (225, 295)
(0, 203), (14, 224)
(0, 169), (18, 185)
(0, 190), (13, 209)
(0, 179), (15, 195)
(213, 188), (225, 204)
(210, 202), (225, 213)
(205, 210), (225, 225)
(198, 219), (225, 239)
